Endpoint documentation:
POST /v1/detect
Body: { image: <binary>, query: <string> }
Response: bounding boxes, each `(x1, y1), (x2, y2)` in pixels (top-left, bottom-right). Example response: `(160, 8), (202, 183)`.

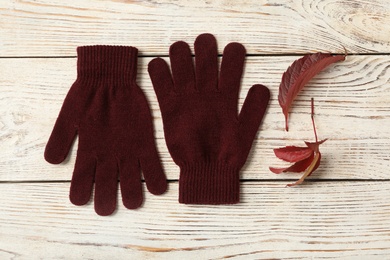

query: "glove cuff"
(76, 45), (138, 82)
(179, 162), (240, 204)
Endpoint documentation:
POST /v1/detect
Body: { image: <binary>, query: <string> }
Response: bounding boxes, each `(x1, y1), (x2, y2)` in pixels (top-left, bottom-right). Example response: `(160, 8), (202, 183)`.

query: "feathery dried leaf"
(279, 53), (345, 131)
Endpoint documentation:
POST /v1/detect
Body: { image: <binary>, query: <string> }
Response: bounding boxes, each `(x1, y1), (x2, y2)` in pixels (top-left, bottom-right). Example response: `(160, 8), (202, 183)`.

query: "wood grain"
(1, 55), (390, 181)
(0, 182), (389, 259)
(2, 0), (390, 258)
(1, 0), (390, 56)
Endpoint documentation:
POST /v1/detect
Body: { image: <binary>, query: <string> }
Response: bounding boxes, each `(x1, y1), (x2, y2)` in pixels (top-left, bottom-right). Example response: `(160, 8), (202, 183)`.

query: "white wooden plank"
(1, 56), (390, 181)
(1, 0), (389, 258)
(0, 182), (389, 259)
(1, 0), (390, 56)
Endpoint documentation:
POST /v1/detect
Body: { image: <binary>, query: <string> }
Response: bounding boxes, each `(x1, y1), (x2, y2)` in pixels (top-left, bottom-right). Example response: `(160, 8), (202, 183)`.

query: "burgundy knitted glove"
(148, 34), (270, 204)
(45, 46), (167, 216)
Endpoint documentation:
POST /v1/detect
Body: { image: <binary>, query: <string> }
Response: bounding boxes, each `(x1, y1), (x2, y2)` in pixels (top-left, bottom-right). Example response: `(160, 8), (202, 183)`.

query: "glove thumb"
(238, 84), (270, 160)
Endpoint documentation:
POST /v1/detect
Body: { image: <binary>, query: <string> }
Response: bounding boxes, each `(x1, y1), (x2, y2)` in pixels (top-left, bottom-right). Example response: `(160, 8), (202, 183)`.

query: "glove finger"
(148, 58), (174, 101)
(69, 152), (96, 206)
(135, 91), (168, 196)
(94, 157), (118, 216)
(44, 114), (77, 164)
(238, 85), (270, 152)
(170, 41), (196, 92)
(140, 150), (167, 196)
(194, 33), (218, 91)
(219, 42), (246, 94)
(119, 158), (143, 210)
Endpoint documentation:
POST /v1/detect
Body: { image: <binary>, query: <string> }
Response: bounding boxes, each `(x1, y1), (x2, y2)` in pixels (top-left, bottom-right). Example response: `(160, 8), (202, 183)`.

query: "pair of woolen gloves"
(45, 33), (270, 216)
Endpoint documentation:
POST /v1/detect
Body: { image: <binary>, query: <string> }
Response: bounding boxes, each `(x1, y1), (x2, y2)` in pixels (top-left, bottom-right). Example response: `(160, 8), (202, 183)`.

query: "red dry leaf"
(270, 98), (327, 187)
(279, 52), (345, 131)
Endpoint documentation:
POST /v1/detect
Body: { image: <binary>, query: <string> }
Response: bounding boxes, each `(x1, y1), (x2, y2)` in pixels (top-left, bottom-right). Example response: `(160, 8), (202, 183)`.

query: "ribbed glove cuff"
(76, 45), (138, 82)
(179, 162), (240, 204)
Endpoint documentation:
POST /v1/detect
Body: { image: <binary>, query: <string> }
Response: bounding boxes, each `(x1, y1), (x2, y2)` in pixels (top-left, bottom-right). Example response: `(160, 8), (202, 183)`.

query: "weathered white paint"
(1, 0), (390, 258)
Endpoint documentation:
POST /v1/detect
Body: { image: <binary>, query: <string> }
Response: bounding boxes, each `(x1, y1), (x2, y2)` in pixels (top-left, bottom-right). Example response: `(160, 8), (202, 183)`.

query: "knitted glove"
(148, 34), (269, 204)
(45, 46), (167, 215)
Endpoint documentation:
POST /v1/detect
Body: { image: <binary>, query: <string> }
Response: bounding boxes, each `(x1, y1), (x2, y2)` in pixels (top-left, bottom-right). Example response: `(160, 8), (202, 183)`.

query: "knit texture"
(148, 34), (270, 205)
(45, 45), (167, 216)
(179, 163), (240, 204)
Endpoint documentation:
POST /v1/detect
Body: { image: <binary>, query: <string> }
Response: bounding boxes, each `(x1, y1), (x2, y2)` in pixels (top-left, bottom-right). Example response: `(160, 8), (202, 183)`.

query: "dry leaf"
(270, 98), (326, 187)
(279, 52), (345, 131)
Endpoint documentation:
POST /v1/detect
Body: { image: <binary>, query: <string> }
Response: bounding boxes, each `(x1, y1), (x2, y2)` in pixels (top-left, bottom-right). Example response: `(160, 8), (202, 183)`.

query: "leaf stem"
(285, 114), (289, 132)
(311, 98), (318, 142)
(286, 152), (320, 187)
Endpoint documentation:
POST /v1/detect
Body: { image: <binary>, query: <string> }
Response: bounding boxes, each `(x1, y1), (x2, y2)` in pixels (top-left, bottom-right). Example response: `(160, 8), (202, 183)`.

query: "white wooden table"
(1, 0), (390, 259)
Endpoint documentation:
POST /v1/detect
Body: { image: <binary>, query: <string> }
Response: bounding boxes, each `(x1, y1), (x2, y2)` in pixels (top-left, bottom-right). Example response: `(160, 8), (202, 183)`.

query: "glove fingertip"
(145, 166), (168, 196)
(44, 149), (65, 164)
(44, 135), (73, 164)
(194, 33), (217, 47)
(223, 42), (246, 57)
(170, 40), (191, 56)
(239, 84), (270, 123)
(95, 204), (116, 216)
(149, 176), (168, 195)
(45, 115), (78, 164)
(123, 196), (143, 210)
(249, 84), (271, 103)
(148, 57), (166, 73)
